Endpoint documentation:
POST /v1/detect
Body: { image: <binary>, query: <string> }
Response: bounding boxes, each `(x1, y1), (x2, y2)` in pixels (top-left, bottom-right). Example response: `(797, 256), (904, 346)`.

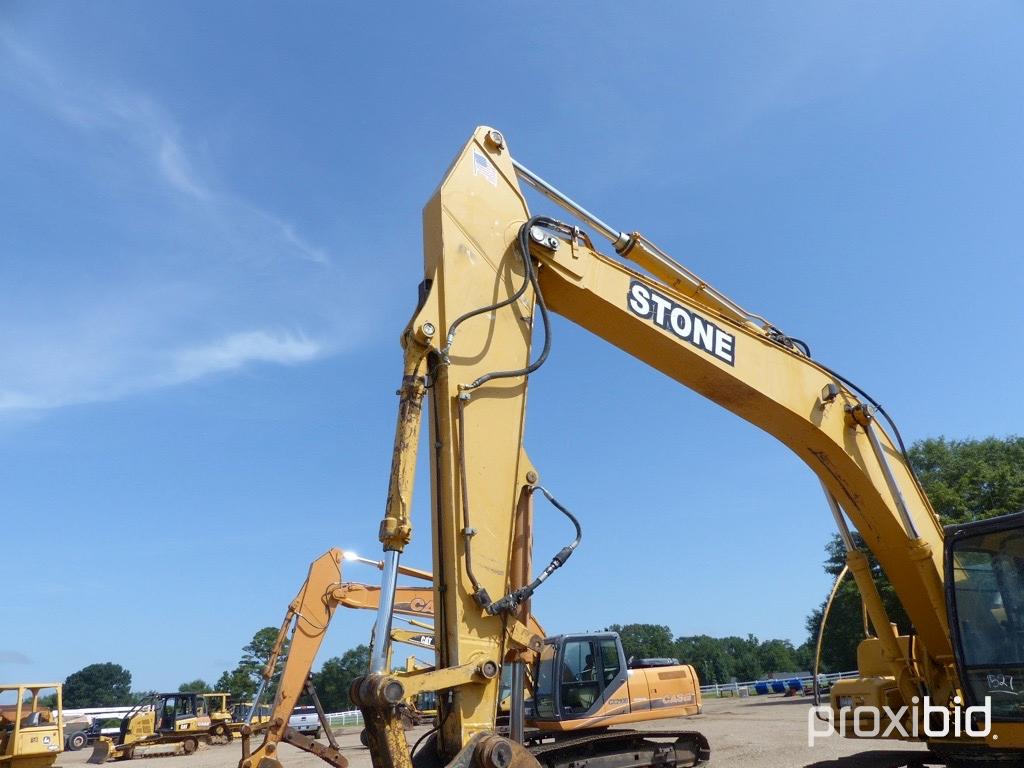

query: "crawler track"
(525, 728), (710, 768)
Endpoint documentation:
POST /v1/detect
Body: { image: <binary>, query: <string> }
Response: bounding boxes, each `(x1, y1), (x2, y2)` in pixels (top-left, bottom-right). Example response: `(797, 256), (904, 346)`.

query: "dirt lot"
(57, 697), (939, 768)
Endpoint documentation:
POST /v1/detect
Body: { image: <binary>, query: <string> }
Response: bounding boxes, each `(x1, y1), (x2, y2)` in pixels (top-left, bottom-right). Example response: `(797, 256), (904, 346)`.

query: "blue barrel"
(770, 680), (786, 693)
(787, 678), (803, 692)
(754, 682), (770, 695)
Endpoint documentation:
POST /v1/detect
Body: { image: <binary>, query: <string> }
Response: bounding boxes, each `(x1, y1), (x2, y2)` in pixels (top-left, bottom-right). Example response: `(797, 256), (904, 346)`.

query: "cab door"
(558, 639), (602, 716)
(595, 637), (630, 714)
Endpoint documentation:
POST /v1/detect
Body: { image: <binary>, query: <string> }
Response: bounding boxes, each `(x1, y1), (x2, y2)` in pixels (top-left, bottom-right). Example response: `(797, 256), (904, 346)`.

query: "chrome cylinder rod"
(369, 549), (402, 674)
(863, 420), (920, 540)
(820, 481), (856, 552)
(509, 661), (525, 744)
(512, 159), (629, 250)
(511, 159), (770, 329)
(245, 679), (268, 725)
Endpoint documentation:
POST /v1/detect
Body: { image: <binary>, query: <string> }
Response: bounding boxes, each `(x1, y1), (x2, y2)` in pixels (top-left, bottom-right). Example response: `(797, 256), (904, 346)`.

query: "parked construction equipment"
(88, 691), (224, 763)
(240, 551), (700, 768)
(0, 683), (63, 768)
(200, 694), (234, 741)
(239, 549), (461, 768)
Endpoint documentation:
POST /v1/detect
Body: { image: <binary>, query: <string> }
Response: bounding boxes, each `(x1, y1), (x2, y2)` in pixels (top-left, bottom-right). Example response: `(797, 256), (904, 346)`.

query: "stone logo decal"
(627, 280), (735, 366)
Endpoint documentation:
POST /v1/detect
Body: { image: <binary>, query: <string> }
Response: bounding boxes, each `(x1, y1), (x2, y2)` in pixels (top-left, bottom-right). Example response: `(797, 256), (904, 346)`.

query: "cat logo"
(409, 597), (433, 613)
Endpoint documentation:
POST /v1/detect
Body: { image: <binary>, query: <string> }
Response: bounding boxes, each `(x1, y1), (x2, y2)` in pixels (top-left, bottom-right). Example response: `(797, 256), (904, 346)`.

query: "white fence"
(326, 709), (364, 727)
(61, 707), (133, 720)
(700, 670), (860, 697)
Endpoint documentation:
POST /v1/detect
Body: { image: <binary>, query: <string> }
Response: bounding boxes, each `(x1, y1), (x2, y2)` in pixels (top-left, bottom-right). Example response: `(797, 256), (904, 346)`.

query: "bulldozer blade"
(88, 739), (115, 764)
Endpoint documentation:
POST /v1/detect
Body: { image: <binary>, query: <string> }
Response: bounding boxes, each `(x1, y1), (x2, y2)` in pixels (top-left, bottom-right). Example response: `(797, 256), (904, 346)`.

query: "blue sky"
(2, 2), (1022, 691)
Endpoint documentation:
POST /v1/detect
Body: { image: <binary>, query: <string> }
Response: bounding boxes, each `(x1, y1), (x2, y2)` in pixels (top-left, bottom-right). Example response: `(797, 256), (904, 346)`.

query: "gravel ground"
(56, 696), (940, 768)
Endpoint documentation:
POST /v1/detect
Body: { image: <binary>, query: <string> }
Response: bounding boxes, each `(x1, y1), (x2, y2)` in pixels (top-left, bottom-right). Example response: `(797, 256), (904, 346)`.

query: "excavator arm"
(240, 546), (547, 768)
(351, 126), (1024, 768)
(241, 549), (437, 768)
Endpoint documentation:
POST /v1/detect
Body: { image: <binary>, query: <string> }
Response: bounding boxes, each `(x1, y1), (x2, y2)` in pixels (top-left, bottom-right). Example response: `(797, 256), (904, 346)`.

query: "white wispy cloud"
(0, 651), (32, 665)
(157, 136), (213, 202)
(0, 32), (368, 413)
(169, 331), (322, 384)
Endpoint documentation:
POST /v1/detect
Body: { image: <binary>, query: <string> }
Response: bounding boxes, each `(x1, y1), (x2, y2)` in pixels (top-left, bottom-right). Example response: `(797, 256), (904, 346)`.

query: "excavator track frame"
(525, 730), (709, 768)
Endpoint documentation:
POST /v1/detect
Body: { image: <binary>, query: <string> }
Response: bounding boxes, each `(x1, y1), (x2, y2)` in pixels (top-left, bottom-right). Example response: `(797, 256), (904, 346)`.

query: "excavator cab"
(530, 633), (703, 734)
(530, 633), (634, 728)
(946, 510), (1024, 722)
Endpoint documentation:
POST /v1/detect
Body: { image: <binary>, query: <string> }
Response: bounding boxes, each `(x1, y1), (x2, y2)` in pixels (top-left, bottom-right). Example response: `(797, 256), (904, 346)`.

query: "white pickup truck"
(288, 706), (322, 739)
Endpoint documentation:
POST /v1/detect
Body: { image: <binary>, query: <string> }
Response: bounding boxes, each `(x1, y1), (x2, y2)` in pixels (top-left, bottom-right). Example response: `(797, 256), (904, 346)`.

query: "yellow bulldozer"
(0, 683), (63, 768)
(88, 691), (228, 762)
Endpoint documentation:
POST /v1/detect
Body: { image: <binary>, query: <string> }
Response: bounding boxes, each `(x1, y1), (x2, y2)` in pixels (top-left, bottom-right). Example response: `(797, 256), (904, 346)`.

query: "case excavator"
(249, 127), (1024, 768)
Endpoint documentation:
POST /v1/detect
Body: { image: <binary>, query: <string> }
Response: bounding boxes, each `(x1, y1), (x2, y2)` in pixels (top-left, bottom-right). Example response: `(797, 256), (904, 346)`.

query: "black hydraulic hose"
(441, 241), (532, 363)
(813, 360), (926, 499)
(409, 700), (451, 760)
(456, 394), (485, 599)
(449, 217), (561, 607)
(461, 216), (555, 390)
(486, 485), (583, 616)
(786, 336), (812, 357)
(774, 330), (924, 501)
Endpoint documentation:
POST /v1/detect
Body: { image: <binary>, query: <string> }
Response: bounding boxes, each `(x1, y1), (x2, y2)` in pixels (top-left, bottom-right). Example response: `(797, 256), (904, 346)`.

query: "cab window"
(560, 640), (599, 714)
(534, 644), (557, 719)
(599, 639), (621, 687)
(950, 528), (1024, 720)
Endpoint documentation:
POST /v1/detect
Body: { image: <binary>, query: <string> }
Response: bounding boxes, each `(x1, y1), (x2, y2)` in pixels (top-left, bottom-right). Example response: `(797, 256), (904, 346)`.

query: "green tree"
(63, 663), (133, 707)
(214, 668), (258, 703)
(673, 635), (732, 684)
(806, 435), (1024, 671)
(241, 627), (283, 672)
(214, 627), (288, 703)
(756, 639), (802, 674)
(604, 624), (674, 662)
(310, 645), (370, 712)
(719, 635), (762, 681)
(178, 679), (211, 693)
(910, 436), (1024, 524)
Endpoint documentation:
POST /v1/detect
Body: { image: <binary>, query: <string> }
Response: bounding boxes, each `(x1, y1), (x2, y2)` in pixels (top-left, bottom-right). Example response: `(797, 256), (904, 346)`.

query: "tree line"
(58, 436), (1024, 704)
(57, 633), (369, 714)
(606, 623), (813, 684)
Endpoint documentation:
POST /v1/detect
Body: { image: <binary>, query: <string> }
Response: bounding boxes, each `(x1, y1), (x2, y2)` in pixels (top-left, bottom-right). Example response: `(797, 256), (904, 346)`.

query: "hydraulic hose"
(459, 216), (556, 391)
(814, 564), (849, 716)
(486, 485), (583, 616)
